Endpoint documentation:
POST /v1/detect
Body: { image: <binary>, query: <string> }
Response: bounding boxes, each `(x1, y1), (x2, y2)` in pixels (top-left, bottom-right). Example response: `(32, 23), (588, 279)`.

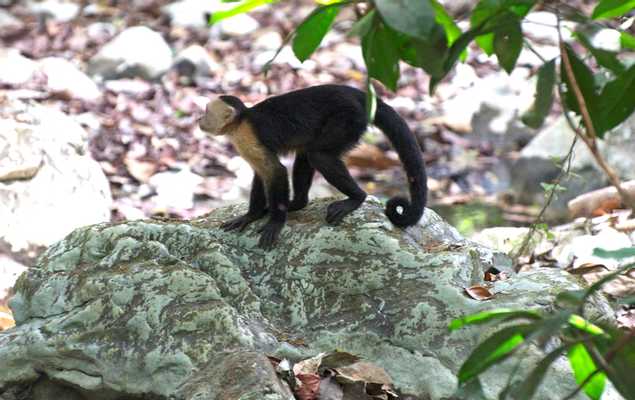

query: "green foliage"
(214, 0), (634, 136)
(362, 18), (401, 91)
(458, 324), (536, 383)
(374, 0), (437, 40)
(568, 343), (606, 400)
(592, 0), (635, 19)
(493, 14), (523, 74)
(211, 0), (278, 23)
(292, 4), (343, 62)
(450, 258), (635, 399)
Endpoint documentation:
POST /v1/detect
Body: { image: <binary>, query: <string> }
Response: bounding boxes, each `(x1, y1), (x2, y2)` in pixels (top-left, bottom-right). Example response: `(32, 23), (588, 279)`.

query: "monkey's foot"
(221, 212), (265, 232)
(288, 198), (309, 211)
(325, 198), (364, 225)
(257, 220), (284, 249)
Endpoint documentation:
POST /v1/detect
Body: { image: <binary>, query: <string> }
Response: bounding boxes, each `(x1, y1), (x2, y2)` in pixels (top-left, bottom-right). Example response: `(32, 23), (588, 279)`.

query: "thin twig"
(556, 13), (635, 211)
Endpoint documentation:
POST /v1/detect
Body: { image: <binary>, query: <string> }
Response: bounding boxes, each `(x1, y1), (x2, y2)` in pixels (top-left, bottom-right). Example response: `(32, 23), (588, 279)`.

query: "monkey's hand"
(220, 212), (266, 232)
(257, 220), (284, 250)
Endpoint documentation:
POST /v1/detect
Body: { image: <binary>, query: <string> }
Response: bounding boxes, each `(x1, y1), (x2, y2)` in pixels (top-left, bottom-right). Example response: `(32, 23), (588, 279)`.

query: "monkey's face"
(199, 99), (237, 136)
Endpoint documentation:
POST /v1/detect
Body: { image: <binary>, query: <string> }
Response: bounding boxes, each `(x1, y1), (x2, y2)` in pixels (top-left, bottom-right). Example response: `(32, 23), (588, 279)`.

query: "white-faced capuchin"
(198, 84), (427, 249)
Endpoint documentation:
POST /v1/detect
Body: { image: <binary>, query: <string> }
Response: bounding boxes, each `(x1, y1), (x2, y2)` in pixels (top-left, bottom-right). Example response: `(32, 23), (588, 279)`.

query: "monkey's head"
(199, 97), (239, 136)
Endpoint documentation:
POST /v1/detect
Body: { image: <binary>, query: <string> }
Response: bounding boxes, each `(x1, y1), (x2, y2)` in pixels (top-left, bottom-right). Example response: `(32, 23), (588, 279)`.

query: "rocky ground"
(1, 0), (634, 327)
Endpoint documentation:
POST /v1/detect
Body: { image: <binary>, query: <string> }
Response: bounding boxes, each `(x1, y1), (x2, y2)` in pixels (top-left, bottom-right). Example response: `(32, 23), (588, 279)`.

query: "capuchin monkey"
(198, 84), (427, 249)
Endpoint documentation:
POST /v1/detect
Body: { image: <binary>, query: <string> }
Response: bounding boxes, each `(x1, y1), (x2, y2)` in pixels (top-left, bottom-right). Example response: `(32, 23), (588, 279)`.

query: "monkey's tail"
(373, 100), (427, 227)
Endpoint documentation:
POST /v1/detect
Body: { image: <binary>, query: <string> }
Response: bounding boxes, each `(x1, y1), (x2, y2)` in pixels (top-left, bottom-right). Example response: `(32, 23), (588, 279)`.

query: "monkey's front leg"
(221, 174), (267, 232)
(258, 165), (289, 249)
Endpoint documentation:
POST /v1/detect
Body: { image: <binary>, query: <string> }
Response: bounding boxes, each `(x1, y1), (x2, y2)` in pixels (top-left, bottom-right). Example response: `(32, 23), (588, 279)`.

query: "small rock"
(0, 9), (24, 34)
(149, 166), (204, 210)
(104, 79), (153, 96)
(86, 22), (116, 43)
(27, 0), (79, 22)
(39, 57), (101, 101)
(591, 28), (621, 52)
(254, 30), (283, 51)
(0, 255), (27, 300)
(0, 49), (38, 86)
(173, 44), (218, 79)
(522, 12), (575, 44)
(218, 14), (260, 37)
(88, 26), (173, 81)
(253, 47), (315, 70)
(161, 0), (229, 28)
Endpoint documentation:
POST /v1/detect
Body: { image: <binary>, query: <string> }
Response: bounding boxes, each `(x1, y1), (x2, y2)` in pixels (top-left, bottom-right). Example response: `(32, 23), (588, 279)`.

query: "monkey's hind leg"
(307, 152), (366, 225)
(289, 152), (315, 211)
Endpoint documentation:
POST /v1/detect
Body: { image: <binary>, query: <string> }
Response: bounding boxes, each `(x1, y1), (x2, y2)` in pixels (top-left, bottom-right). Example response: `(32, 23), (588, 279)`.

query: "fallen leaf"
(124, 157), (158, 183)
(0, 305), (15, 331)
(567, 262), (609, 275)
(334, 361), (392, 386)
(345, 143), (400, 170)
(296, 373), (320, 400)
(293, 353), (325, 376)
(465, 285), (494, 300)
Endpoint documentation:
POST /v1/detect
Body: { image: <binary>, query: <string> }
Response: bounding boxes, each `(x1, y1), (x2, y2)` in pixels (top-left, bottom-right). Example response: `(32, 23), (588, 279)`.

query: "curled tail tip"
(385, 196), (424, 227)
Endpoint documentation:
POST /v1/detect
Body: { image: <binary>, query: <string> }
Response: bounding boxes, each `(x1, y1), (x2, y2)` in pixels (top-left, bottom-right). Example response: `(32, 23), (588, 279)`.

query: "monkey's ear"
(199, 98), (238, 135)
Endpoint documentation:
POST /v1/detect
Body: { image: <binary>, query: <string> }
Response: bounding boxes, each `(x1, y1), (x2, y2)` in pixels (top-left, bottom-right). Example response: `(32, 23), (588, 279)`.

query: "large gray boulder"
(511, 114), (635, 220)
(0, 199), (617, 399)
(0, 98), (112, 254)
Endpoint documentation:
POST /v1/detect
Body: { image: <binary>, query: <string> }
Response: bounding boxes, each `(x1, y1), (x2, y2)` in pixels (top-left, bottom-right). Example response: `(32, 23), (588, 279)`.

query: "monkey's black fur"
(219, 84), (427, 248)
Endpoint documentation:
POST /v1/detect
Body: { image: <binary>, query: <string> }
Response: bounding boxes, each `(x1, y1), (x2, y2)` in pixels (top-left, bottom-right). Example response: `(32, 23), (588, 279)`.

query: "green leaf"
(567, 343), (606, 400)
(621, 32), (635, 49)
(512, 345), (568, 400)
(493, 15), (522, 73)
(521, 60), (556, 129)
(449, 309), (541, 331)
(470, 0), (500, 55)
(431, 0), (465, 60)
(593, 246), (635, 259)
(397, 24), (448, 78)
(575, 32), (625, 75)
(348, 9), (375, 38)
(561, 43), (602, 133)
(365, 79), (377, 122)
(211, 0), (277, 23)
(471, 0), (535, 54)
(375, 0), (437, 40)
(567, 314), (606, 336)
(618, 295), (635, 305)
(596, 64), (635, 137)
(458, 324), (535, 383)
(362, 21), (401, 91)
(592, 0), (635, 19)
(292, 4), (342, 62)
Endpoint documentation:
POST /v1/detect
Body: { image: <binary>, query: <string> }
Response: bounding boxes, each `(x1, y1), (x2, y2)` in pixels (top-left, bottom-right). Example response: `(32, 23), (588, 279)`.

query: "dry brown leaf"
(293, 353), (325, 376)
(295, 373), (320, 400)
(591, 198), (622, 217)
(124, 157), (158, 183)
(0, 305), (15, 331)
(345, 143), (401, 170)
(465, 285), (494, 300)
(334, 361), (392, 386)
(567, 262), (609, 275)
